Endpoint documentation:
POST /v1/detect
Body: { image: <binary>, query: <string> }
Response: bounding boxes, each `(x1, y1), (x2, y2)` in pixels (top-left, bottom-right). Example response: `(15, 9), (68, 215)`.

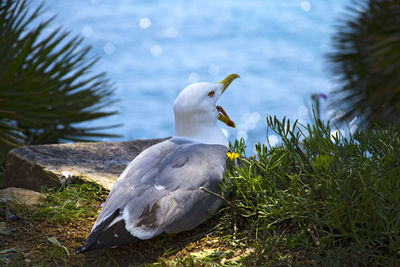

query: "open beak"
(218, 73), (239, 128)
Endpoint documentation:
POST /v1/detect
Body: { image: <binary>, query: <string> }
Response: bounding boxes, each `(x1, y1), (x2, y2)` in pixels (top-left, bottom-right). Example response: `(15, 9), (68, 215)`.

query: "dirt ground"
(1, 211), (240, 266)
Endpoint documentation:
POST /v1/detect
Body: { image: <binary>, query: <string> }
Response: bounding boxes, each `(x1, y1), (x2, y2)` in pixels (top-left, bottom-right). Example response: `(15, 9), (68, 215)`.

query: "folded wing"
(76, 137), (228, 254)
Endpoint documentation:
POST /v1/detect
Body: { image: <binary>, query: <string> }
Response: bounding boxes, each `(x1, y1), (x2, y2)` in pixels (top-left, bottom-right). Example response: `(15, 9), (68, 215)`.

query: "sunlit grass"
(218, 115), (400, 265)
(12, 181), (108, 224)
(6, 115), (400, 266)
(41, 182), (108, 223)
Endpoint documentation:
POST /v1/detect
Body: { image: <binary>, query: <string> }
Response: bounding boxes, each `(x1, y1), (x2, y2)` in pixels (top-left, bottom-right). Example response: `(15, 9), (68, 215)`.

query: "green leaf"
(48, 237), (70, 255)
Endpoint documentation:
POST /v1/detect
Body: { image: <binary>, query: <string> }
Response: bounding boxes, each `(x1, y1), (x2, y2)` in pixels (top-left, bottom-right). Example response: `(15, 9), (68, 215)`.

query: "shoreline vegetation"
(3, 115), (399, 266)
(222, 115), (400, 265)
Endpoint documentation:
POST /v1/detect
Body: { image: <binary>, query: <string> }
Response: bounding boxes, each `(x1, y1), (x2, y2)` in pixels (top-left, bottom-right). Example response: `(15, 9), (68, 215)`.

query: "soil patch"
(1, 211), (230, 266)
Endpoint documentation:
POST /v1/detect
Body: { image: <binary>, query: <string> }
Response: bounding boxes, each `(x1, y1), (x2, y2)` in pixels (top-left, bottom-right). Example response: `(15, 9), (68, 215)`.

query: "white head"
(173, 74), (239, 146)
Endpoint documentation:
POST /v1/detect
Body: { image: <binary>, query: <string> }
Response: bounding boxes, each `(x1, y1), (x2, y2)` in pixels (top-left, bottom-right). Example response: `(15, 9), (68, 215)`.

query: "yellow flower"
(227, 151), (240, 161)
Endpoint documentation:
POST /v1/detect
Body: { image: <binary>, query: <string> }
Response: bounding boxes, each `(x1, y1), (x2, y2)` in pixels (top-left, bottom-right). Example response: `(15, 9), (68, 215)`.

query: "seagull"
(75, 73), (239, 254)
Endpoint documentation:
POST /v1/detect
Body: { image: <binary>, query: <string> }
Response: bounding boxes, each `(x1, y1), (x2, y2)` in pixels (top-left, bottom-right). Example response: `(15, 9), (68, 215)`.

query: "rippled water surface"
(34, 0), (348, 149)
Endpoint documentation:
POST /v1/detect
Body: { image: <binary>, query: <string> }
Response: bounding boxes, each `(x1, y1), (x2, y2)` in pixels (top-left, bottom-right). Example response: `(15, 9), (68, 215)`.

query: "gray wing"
(76, 137), (228, 253)
(93, 138), (181, 227)
(123, 139), (229, 236)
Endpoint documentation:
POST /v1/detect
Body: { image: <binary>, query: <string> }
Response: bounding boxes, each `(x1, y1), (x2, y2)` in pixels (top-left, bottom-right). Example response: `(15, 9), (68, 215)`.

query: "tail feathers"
(75, 209), (139, 254)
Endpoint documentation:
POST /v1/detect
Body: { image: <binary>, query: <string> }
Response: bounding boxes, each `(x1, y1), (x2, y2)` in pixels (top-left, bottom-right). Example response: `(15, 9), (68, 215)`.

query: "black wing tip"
(75, 246), (85, 255)
(75, 240), (104, 254)
(75, 242), (93, 255)
(74, 211), (141, 255)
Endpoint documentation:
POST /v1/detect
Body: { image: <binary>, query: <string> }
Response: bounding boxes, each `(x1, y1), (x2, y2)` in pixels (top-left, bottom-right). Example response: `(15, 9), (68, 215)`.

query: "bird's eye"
(208, 91), (215, 97)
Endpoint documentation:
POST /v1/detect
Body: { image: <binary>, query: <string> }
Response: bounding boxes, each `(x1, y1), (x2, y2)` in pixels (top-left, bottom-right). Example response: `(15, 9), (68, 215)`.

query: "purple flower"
(12, 215), (19, 221)
(99, 202), (105, 208)
(319, 93), (328, 100)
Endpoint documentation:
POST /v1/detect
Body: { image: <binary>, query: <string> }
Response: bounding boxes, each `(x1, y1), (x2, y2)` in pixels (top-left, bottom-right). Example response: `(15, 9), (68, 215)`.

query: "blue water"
(33, 0), (348, 150)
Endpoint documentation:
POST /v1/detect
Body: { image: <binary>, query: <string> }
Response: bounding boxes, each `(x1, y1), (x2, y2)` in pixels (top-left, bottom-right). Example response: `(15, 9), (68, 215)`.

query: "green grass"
(40, 182), (108, 223)
(13, 181), (108, 224)
(218, 115), (400, 266)
(6, 116), (400, 266)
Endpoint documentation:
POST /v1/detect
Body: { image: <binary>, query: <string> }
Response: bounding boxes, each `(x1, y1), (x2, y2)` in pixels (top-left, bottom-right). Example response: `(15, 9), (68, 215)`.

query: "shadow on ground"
(1, 209), (220, 266)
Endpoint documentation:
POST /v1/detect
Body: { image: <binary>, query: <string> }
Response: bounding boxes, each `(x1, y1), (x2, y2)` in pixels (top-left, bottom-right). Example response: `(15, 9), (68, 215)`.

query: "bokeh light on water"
(31, 0), (349, 153)
(300, 1), (312, 12)
(139, 17), (152, 29)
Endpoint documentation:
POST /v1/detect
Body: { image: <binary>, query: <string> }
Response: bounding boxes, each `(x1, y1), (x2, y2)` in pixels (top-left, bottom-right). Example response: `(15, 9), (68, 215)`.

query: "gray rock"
(0, 187), (45, 206)
(0, 222), (12, 235)
(1, 138), (168, 191)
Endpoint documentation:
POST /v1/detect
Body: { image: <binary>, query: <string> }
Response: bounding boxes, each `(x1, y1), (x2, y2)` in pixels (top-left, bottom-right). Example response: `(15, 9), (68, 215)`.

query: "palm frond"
(327, 0), (400, 127)
(0, 0), (120, 155)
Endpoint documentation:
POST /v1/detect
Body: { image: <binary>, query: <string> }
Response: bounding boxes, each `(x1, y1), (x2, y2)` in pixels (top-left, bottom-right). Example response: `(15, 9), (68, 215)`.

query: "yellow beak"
(217, 73), (239, 128)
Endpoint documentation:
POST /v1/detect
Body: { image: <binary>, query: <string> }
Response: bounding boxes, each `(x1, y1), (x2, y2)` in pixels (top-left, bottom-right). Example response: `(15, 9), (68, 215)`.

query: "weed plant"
(223, 115), (400, 266)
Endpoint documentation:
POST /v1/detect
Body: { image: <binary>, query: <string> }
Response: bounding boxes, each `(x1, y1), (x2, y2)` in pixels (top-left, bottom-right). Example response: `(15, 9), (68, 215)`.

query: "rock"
(0, 222), (11, 235)
(1, 138), (168, 191)
(0, 187), (45, 206)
